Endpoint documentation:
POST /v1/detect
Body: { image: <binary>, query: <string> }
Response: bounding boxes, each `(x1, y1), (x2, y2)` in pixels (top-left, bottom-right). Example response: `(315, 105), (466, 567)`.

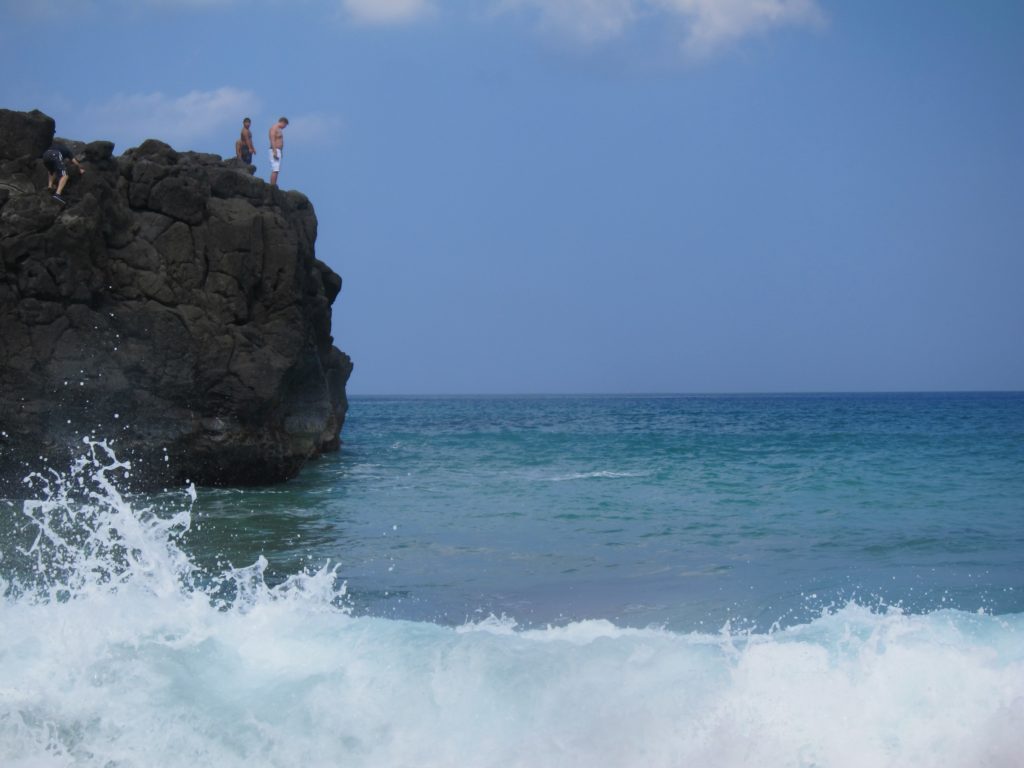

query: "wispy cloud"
(4, 0), (821, 51)
(76, 87), (259, 151)
(497, 0), (823, 56)
(285, 112), (346, 144)
(3, 0), (433, 25)
(657, 0), (824, 56)
(340, 0), (433, 25)
(496, 0), (636, 44)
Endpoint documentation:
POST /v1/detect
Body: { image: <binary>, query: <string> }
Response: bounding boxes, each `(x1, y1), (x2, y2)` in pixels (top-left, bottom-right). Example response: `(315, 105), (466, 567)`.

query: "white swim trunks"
(268, 148), (282, 173)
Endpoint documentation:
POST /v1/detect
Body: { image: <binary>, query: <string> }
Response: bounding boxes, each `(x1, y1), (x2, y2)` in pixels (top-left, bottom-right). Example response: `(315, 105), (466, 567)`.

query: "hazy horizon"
(347, 388), (1024, 398)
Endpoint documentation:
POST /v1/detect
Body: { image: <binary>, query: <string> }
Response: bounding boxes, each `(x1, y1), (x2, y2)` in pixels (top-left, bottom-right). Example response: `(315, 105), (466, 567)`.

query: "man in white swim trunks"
(268, 116), (288, 186)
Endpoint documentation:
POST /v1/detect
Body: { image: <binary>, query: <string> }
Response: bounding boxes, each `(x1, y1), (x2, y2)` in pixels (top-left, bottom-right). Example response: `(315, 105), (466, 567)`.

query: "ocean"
(1, 392), (1022, 766)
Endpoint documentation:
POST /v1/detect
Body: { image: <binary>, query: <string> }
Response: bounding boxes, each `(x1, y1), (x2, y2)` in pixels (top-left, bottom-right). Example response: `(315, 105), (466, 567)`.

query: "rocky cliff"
(0, 108), (353, 494)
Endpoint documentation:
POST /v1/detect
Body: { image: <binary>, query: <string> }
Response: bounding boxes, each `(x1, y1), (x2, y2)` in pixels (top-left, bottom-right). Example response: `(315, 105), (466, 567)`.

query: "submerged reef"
(0, 108), (353, 493)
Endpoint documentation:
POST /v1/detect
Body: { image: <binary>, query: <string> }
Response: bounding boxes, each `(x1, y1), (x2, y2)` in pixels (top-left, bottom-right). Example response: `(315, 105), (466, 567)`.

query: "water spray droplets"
(7, 440), (349, 615)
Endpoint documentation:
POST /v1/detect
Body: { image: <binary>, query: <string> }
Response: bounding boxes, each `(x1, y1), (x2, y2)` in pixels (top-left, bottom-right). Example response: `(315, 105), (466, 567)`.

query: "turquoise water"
(193, 392), (1024, 630)
(2, 392), (1023, 766)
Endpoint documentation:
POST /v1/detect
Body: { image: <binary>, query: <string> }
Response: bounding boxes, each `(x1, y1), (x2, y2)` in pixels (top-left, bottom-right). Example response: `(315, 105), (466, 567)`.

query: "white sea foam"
(550, 470), (651, 482)
(1, 443), (1022, 767)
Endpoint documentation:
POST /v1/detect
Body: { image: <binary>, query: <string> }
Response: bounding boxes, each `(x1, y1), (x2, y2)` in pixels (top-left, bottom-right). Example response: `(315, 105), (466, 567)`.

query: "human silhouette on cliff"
(42, 142), (84, 204)
(268, 116), (288, 186)
(235, 117), (255, 165)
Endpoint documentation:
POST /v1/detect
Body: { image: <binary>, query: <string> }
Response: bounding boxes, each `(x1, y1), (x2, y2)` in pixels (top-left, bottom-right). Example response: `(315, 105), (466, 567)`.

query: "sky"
(2, 0), (1022, 394)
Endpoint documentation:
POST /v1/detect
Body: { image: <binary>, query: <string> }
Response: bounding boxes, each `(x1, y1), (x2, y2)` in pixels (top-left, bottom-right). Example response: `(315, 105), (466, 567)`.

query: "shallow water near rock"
(2, 393), (1022, 766)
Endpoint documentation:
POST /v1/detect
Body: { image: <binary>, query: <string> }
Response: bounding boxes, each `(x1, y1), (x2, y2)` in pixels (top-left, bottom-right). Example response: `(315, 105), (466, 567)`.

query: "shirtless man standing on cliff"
(235, 117), (255, 164)
(268, 116), (288, 186)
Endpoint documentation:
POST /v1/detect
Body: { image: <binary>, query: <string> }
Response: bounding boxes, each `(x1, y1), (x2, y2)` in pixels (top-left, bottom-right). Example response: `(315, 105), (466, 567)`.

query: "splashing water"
(1, 441), (1022, 767)
(8, 439), (195, 603)
(3, 439), (346, 611)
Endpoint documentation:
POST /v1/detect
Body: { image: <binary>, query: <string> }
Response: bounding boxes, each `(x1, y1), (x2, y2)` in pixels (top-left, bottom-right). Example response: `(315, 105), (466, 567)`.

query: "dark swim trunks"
(42, 148), (68, 177)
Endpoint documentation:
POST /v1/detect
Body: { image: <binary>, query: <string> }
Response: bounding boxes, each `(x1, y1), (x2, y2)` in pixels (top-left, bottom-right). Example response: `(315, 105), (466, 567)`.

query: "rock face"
(0, 108), (353, 494)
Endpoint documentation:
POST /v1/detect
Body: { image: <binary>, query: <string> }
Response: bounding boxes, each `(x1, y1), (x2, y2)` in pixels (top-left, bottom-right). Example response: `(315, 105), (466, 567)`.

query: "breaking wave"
(1, 442), (1021, 767)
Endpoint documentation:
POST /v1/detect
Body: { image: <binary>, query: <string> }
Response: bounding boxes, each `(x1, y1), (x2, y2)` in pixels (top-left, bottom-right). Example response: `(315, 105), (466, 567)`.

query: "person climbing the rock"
(235, 117), (256, 165)
(42, 142), (84, 204)
(268, 116), (288, 187)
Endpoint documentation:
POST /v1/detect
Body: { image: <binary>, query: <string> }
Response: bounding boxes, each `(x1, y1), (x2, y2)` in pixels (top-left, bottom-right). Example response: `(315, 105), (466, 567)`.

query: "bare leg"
(56, 173), (69, 195)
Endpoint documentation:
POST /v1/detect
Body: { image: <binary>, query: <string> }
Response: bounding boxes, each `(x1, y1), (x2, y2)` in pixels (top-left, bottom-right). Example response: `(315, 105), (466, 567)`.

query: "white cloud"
(3, 0), (433, 25)
(78, 87), (259, 152)
(341, 0), (432, 25)
(497, 0), (636, 44)
(497, 0), (823, 55)
(655, 0), (823, 56)
(4, 0), (821, 52)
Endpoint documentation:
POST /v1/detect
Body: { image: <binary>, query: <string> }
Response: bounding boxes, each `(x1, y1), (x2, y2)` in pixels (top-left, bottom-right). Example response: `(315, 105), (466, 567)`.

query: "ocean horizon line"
(347, 389), (1024, 399)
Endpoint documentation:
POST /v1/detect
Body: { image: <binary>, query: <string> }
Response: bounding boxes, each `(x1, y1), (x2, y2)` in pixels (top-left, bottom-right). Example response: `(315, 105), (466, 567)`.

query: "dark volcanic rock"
(0, 108), (353, 494)
(0, 109), (54, 163)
